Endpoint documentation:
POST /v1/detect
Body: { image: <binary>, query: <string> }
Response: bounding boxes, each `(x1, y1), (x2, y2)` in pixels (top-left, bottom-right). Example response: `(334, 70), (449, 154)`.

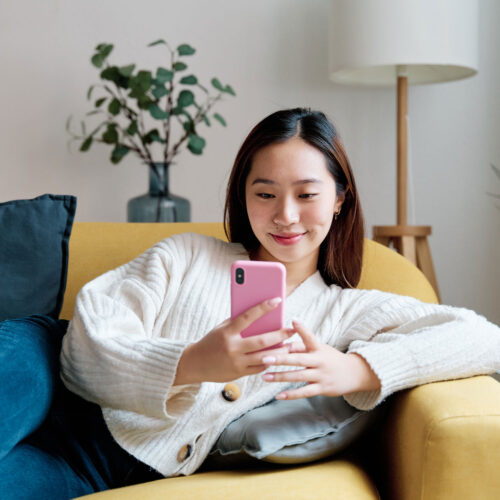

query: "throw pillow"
(0, 194), (77, 322)
(207, 392), (386, 465)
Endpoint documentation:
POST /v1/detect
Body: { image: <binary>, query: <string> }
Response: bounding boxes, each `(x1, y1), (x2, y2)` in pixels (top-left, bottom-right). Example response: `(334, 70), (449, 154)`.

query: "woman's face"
(245, 137), (344, 270)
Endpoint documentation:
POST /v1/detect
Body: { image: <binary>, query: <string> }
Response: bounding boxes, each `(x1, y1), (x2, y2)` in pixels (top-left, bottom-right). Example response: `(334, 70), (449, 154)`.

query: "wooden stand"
(373, 71), (441, 302)
(373, 225), (440, 302)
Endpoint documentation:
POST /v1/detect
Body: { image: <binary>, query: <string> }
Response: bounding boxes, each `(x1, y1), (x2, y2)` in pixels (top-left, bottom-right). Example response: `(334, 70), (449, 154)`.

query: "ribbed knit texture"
(60, 233), (500, 477)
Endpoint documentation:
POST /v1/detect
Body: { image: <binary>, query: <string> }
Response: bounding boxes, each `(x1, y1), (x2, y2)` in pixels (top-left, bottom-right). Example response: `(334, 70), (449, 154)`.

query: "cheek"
(304, 202), (335, 226)
(246, 201), (267, 230)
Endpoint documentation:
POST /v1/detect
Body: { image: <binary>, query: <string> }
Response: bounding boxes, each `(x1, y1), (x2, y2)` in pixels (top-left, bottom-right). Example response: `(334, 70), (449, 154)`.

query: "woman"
(1, 108), (499, 498)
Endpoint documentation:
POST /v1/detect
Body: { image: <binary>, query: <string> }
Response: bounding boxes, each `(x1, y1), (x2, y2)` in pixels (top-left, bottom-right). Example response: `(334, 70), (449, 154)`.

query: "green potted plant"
(67, 40), (236, 222)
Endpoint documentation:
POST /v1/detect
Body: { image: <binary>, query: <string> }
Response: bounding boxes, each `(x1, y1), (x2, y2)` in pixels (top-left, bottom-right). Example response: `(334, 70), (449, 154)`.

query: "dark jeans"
(0, 315), (162, 499)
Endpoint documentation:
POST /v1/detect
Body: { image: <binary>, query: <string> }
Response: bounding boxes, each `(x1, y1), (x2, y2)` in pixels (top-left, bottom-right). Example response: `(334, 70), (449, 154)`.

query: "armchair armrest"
(382, 375), (500, 500)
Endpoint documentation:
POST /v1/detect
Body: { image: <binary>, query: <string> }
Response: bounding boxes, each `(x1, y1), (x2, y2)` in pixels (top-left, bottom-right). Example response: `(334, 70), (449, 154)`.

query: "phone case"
(231, 260), (286, 348)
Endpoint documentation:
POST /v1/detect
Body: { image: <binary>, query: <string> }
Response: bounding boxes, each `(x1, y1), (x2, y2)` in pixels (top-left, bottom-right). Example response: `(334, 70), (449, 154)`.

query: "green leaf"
(188, 134), (206, 155)
(111, 145), (130, 164)
(102, 124), (118, 144)
(143, 129), (165, 144)
(128, 86), (144, 99)
(118, 64), (135, 77)
(202, 114), (211, 126)
(180, 75), (197, 85)
(173, 61), (187, 72)
(137, 70), (152, 89)
(126, 120), (138, 136)
(108, 98), (121, 116)
(137, 95), (154, 110)
(79, 136), (92, 152)
(95, 97), (107, 108)
(213, 113), (226, 126)
(86, 110), (102, 116)
(177, 89), (194, 108)
(97, 44), (113, 57)
(177, 44), (196, 56)
(91, 53), (105, 68)
(65, 115), (72, 132)
(211, 79), (236, 96)
(87, 85), (95, 100)
(148, 39), (166, 47)
(80, 121), (87, 136)
(101, 66), (129, 88)
(149, 103), (170, 120)
(80, 136), (93, 152)
(156, 67), (174, 84)
(224, 84), (236, 96)
(152, 85), (169, 99)
(211, 78), (224, 92)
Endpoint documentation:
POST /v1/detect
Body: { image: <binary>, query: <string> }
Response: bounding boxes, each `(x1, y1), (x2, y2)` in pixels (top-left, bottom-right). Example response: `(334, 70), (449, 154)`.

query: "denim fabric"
(0, 315), (162, 499)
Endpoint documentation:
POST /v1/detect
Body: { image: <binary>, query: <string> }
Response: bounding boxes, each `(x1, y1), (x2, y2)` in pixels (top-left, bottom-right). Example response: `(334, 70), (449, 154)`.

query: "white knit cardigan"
(60, 233), (500, 477)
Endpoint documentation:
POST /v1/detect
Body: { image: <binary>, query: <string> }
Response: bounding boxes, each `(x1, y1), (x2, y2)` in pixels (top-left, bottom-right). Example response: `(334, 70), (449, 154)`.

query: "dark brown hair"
(224, 108), (365, 288)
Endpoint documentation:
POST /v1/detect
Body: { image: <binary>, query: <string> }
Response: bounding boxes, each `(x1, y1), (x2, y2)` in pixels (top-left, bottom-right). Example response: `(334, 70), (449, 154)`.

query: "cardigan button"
(177, 444), (192, 463)
(222, 382), (241, 401)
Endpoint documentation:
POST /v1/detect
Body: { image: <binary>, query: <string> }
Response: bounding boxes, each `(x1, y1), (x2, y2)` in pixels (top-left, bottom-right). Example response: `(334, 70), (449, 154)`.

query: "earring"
(334, 210), (341, 221)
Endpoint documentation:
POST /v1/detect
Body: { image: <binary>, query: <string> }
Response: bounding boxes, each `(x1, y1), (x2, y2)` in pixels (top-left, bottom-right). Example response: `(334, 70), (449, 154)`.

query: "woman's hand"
(260, 320), (381, 400)
(174, 298), (298, 385)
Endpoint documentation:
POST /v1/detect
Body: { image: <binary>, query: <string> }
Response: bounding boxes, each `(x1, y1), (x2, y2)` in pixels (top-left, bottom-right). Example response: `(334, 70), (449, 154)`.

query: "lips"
(271, 232), (306, 246)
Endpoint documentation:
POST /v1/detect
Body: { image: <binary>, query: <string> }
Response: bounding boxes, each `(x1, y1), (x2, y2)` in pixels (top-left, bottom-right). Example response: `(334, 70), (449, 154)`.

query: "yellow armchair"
(61, 223), (499, 500)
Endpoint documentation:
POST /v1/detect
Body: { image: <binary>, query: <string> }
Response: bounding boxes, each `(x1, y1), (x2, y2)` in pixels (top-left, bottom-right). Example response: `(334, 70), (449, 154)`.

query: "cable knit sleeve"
(60, 234), (202, 421)
(338, 290), (500, 411)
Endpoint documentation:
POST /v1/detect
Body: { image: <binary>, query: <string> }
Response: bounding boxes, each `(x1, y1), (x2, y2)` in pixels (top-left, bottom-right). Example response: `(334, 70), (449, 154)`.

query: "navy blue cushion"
(0, 194), (77, 321)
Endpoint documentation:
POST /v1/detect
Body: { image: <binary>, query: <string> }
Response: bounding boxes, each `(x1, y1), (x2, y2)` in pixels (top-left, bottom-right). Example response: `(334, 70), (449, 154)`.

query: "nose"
(273, 197), (299, 226)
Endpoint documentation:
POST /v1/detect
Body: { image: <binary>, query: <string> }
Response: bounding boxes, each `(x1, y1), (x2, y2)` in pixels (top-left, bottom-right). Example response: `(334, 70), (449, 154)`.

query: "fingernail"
(276, 393), (287, 400)
(262, 373), (274, 381)
(292, 318), (302, 326)
(267, 297), (282, 307)
(262, 356), (276, 364)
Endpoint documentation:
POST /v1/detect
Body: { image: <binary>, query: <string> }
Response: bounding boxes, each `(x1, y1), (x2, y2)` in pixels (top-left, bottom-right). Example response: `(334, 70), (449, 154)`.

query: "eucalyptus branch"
(102, 84), (154, 165)
(69, 40), (236, 167)
(164, 46), (176, 164)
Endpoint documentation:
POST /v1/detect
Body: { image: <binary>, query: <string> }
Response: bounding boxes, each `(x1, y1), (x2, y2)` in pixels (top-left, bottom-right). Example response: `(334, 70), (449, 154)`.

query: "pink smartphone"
(231, 260), (286, 350)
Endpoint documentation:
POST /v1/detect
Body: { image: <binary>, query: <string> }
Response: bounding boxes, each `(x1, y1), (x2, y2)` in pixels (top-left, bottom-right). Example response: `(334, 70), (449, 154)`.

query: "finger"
(230, 297), (283, 334)
(260, 352), (318, 368)
(275, 383), (321, 400)
(262, 368), (320, 384)
(245, 344), (292, 367)
(292, 319), (321, 351)
(240, 327), (295, 355)
(285, 341), (307, 353)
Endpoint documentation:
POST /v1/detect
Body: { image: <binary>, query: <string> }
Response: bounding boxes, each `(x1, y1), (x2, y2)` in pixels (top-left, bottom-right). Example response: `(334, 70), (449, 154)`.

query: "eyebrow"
(251, 178), (323, 186)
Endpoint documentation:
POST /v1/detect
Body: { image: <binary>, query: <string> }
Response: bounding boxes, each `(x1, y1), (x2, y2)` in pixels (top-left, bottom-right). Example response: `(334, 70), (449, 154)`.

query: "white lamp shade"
(329, 0), (478, 86)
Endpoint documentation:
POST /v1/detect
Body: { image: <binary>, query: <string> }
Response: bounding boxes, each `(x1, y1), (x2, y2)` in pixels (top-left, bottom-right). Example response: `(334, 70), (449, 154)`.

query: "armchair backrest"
(60, 222), (438, 320)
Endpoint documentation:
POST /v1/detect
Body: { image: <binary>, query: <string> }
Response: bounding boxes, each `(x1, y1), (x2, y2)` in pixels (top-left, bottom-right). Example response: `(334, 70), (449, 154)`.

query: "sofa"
(58, 222), (500, 500)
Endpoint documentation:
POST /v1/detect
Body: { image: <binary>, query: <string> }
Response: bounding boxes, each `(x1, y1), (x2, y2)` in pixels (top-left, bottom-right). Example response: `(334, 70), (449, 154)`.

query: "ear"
(334, 193), (345, 213)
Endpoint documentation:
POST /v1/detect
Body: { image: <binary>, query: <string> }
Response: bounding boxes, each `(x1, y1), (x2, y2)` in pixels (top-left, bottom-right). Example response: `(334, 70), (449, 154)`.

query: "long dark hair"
(224, 108), (364, 288)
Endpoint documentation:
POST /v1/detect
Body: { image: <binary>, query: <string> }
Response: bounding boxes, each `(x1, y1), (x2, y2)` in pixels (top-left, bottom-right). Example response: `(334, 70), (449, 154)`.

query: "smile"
(271, 233), (306, 246)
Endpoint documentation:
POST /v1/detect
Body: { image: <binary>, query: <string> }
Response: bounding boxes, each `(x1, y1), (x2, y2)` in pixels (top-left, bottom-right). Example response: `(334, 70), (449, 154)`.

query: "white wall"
(1, 0), (499, 324)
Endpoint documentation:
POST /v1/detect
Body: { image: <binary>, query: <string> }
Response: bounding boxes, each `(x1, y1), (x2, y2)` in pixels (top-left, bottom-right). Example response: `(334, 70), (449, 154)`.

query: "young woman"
(1, 108), (499, 499)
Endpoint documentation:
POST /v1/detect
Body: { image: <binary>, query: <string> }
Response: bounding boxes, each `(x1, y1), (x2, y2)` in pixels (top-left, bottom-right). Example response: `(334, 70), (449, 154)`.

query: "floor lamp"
(328, 0), (478, 302)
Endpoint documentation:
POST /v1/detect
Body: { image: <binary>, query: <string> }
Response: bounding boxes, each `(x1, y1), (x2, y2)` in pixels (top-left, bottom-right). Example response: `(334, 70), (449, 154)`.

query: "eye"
(257, 193), (275, 199)
(299, 193), (319, 199)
